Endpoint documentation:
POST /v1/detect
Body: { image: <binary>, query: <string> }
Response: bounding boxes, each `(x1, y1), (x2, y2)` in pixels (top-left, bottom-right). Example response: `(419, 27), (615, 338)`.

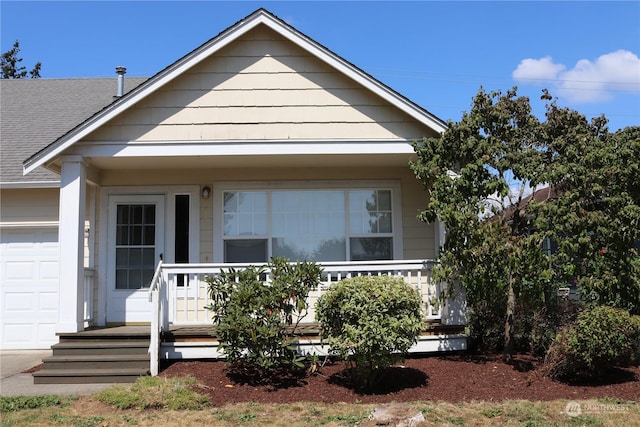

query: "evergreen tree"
(1, 40), (41, 78)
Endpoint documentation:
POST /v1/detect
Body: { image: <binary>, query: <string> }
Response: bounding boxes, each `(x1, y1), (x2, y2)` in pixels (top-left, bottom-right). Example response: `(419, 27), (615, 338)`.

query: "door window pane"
(115, 203), (156, 289)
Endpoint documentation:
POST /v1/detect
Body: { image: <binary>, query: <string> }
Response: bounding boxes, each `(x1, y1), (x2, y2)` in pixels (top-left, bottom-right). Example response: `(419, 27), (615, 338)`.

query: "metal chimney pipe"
(115, 66), (127, 97)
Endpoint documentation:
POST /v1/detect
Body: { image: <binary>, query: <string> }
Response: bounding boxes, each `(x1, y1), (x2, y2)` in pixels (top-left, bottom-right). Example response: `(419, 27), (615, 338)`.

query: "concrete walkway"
(0, 350), (114, 396)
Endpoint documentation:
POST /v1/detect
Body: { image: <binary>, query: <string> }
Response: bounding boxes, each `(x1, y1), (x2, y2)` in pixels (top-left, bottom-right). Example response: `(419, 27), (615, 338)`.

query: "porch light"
(201, 186), (211, 199)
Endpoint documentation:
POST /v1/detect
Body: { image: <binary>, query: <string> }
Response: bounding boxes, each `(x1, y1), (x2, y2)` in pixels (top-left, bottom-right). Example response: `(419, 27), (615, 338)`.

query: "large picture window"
(221, 187), (397, 263)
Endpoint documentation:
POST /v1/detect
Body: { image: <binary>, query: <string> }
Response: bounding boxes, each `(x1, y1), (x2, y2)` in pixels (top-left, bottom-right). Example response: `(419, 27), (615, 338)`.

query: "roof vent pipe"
(115, 66), (126, 97)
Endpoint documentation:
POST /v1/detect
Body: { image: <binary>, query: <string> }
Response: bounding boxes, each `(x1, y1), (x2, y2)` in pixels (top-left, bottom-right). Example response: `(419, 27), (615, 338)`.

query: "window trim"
(212, 181), (403, 263)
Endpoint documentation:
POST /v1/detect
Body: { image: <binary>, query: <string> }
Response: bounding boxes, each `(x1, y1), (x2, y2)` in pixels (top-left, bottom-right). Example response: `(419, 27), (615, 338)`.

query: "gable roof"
(1, 78), (147, 186)
(23, 8), (447, 175)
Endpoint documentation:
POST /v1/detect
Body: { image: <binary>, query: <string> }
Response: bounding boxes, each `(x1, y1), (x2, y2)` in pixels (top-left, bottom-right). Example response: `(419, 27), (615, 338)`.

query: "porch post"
(57, 155), (87, 333)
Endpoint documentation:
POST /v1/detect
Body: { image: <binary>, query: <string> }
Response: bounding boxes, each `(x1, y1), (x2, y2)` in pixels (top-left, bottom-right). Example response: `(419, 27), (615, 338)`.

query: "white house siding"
(0, 188), (59, 225)
(400, 173), (435, 260)
(82, 25), (437, 144)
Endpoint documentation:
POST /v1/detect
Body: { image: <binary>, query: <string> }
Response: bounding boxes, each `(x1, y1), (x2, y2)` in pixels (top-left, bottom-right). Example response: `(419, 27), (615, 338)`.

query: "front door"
(107, 195), (164, 324)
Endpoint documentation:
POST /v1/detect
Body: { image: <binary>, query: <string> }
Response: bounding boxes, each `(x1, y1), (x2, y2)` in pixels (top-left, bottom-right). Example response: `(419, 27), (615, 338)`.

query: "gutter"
(0, 181), (60, 189)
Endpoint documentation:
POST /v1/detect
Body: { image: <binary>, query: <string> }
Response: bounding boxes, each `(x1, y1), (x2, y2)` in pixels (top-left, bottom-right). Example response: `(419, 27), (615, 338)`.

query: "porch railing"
(148, 259), (442, 375)
(83, 268), (95, 323)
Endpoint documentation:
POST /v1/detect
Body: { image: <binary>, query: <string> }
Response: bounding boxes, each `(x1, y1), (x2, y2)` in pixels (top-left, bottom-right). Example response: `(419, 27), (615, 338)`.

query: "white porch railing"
(148, 259), (442, 375)
(83, 268), (95, 323)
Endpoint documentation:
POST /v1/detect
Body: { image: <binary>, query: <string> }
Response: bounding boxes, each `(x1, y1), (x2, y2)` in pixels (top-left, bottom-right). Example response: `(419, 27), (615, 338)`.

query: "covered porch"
(37, 259), (466, 383)
(148, 258), (467, 375)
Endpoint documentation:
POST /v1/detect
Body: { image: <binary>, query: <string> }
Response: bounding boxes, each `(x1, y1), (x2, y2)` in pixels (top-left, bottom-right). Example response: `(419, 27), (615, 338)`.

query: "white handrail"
(83, 268), (95, 323)
(148, 260), (163, 376)
(148, 259), (164, 301)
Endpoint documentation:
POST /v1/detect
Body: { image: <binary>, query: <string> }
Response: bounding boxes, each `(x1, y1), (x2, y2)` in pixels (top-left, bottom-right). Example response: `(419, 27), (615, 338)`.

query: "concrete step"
(42, 354), (150, 370)
(33, 368), (149, 384)
(52, 340), (150, 356)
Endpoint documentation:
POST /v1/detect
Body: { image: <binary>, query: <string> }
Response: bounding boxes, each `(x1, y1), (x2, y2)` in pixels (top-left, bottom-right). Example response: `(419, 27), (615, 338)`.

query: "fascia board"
(0, 181), (60, 189)
(71, 140), (416, 158)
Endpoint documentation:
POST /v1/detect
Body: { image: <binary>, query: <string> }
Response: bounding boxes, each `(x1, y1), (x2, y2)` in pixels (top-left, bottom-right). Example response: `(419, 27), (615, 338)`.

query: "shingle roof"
(1, 77), (147, 186)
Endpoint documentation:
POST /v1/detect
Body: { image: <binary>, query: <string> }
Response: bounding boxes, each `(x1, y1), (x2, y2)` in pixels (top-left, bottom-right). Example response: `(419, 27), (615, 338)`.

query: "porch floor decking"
(35, 322), (466, 384)
(75, 321), (464, 342)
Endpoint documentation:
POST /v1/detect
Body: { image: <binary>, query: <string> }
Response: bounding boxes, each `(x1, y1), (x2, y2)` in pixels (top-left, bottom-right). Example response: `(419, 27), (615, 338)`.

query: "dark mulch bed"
(159, 354), (640, 406)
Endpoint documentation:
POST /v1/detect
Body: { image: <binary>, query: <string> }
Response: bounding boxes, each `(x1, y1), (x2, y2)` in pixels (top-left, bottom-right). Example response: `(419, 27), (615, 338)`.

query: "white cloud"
(512, 50), (640, 103)
(512, 56), (566, 81)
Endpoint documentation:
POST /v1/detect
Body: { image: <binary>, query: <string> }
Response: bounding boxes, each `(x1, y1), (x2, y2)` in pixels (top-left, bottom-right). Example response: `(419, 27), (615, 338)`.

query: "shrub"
(544, 305), (640, 380)
(522, 297), (580, 358)
(630, 314), (640, 365)
(466, 298), (506, 353)
(205, 257), (322, 381)
(316, 275), (423, 391)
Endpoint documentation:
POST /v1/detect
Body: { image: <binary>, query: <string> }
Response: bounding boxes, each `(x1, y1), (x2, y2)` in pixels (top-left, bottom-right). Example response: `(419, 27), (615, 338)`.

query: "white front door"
(107, 195), (164, 324)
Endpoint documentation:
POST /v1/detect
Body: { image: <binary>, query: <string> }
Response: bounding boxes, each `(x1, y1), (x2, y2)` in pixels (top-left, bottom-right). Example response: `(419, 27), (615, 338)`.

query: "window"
(115, 204), (156, 289)
(223, 191), (268, 263)
(349, 190), (393, 261)
(220, 187), (396, 263)
(174, 195), (190, 286)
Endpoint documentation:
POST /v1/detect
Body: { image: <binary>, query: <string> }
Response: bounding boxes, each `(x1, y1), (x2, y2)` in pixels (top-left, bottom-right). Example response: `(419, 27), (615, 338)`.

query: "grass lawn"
(1, 376), (638, 426)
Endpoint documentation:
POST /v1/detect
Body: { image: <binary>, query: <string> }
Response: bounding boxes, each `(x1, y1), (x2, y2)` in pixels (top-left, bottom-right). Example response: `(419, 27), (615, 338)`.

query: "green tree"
(535, 103), (640, 314)
(411, 87), (640, 360)
(411, 87), (559, 360)
(1, 40), (41, 78)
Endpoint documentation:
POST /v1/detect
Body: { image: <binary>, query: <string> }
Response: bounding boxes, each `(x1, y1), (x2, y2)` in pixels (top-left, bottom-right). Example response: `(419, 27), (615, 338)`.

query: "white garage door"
(0, 228), (59, 350)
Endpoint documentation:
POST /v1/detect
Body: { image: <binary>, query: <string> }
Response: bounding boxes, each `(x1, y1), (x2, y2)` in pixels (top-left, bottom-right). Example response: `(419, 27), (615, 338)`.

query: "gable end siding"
(83, 25), (436, 144)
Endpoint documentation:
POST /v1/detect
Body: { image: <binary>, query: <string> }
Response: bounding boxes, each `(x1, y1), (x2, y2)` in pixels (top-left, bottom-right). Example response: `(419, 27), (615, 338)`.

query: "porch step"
(40, 354), (150, 370)
(51, 340), (150, 356)
(33, 368), (149, 384)
(34, 327), (151, 384)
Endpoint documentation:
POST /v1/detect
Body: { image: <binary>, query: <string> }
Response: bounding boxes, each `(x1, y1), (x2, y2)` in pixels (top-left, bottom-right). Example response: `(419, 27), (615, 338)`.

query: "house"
(1, 9), (466, 369)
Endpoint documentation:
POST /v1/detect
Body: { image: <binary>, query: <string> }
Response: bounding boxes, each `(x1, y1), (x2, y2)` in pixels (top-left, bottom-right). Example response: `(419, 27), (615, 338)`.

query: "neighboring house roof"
(1, 77), (147, 187)
(496, 185), (562, 222)
(23, 8), (447, 175)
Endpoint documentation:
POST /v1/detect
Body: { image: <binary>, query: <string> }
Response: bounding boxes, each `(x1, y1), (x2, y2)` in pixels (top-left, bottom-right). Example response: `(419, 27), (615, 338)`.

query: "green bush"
(544, 305), (640, 380)
(205, 257), (322, 381)
(316, 275), (423, 391)
(630, 314), (640, 365)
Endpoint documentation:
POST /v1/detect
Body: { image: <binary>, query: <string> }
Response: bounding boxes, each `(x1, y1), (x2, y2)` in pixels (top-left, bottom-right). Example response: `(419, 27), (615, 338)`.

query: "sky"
(2, 1), (639, 131)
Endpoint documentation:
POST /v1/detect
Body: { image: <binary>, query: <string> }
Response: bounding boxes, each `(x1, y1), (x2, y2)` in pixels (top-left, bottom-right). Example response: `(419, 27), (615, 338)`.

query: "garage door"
(0, 228), (59, 349)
